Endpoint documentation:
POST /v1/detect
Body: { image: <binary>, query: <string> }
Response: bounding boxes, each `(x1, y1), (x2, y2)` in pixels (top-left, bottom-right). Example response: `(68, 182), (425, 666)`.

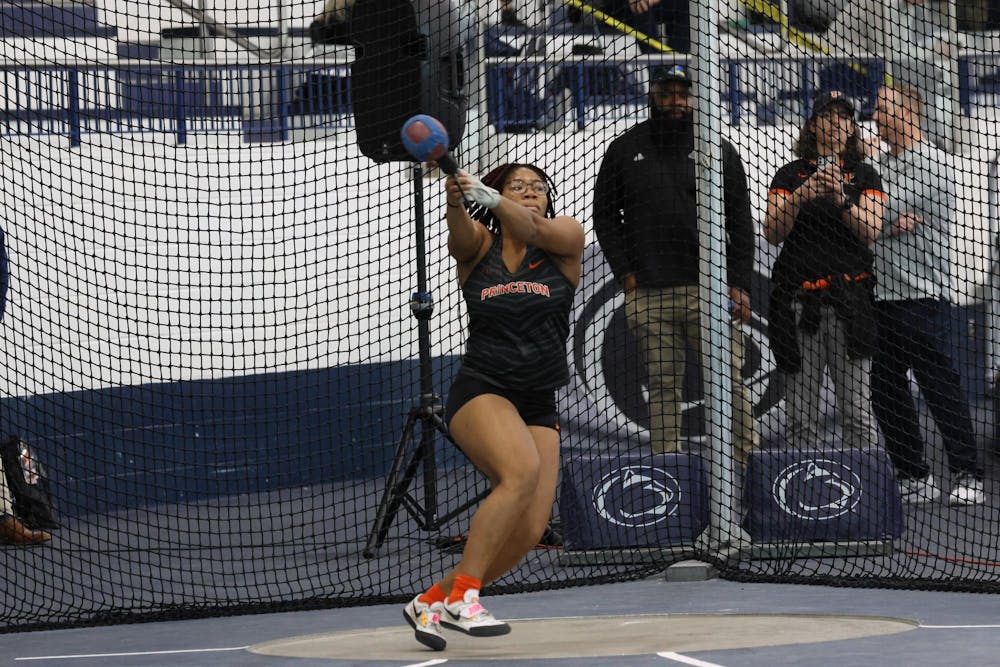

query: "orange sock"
(447, 574), (482, 605)
(418, 582), (446, 606)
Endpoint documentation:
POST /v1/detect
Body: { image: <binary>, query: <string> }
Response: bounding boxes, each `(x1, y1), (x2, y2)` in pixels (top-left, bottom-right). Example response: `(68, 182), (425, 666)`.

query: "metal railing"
(484, 54), (893, 132)
(486, 51), (1000, 131)
(2, 52), (999, 143)
(0, 60), (354, 144)
(959, 52), (1000, 115)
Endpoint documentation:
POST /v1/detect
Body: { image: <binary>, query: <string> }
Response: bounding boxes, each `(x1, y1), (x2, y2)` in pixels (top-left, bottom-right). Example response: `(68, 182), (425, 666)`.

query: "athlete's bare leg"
(439, 394), (548, 591)
(480, 425), (559, 585)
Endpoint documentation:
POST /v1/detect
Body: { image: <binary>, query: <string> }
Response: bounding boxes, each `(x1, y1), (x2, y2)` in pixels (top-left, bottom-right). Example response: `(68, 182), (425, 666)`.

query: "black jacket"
(766, 157), (884, 372)
(592, 119), (755, 292)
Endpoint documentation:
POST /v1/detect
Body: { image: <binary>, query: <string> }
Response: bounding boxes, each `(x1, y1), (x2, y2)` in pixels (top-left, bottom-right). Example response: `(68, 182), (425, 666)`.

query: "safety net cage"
(0, 0), (998, 632)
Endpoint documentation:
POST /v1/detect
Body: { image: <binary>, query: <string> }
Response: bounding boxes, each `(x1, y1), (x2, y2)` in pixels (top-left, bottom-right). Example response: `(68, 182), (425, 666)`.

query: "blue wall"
(1, 355), (464, 519)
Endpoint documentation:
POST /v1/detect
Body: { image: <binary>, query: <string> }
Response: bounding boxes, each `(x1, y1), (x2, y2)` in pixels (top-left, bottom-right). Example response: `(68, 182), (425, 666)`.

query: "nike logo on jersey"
(633, 152), (645, 162)
(528, 259), (545, 269)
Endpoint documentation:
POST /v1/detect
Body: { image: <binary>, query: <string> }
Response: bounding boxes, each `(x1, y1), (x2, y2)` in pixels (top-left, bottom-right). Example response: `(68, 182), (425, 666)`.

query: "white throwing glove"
(460, 170), (501, 209)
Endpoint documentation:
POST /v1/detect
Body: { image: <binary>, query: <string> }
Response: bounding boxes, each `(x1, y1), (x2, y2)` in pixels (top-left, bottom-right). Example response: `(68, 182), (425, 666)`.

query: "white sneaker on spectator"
(899, 474), (940, 504)
(403, 596), (446, 651)
(948, 475), (985, 506)
(441, 589), (511, 637)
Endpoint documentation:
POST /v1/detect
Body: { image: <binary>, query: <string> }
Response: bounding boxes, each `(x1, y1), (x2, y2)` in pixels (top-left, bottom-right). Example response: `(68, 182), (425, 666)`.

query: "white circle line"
(15, 646), (249, 661)
(920, 624), (1000, 629)
(657, 652), (727, 667)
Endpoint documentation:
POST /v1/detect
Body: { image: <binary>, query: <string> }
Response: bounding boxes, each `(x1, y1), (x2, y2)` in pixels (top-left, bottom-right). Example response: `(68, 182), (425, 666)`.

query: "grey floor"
(0, 392), (995, 666)
(1, 574), (999, 667)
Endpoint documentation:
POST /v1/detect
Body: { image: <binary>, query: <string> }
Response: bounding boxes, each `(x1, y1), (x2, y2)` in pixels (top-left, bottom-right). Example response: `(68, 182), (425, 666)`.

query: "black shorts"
(445, 371), (560, 431)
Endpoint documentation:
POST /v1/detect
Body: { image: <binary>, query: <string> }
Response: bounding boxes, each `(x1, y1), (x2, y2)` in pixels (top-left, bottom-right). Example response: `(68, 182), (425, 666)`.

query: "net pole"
(469, 0), (486, 175)
(410, 164), (440, 528)
(693, 0), (745, 549)
(988, 153), (1000, 389)
(942, 0), (961, 151)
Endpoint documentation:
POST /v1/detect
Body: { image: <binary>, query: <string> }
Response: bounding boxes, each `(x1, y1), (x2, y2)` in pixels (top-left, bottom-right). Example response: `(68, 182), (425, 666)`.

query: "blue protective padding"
(743, 447), (904, 543)
(560, 452), (709, 549)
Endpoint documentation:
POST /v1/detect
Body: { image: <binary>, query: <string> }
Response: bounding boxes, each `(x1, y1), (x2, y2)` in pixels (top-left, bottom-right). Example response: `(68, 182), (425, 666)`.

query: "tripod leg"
(363, 410), (426, 558)
(426, 408), (453, 441)
(421, 406), (494, 530)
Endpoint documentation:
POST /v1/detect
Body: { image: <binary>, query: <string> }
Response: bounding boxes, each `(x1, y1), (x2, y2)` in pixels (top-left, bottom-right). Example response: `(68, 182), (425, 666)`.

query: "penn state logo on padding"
(771, 459), (863, 521)
(592, 466), (680, 527)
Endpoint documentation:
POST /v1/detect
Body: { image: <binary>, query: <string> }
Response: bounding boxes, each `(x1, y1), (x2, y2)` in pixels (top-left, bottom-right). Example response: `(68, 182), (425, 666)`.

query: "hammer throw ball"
(401, 114), (450, 162)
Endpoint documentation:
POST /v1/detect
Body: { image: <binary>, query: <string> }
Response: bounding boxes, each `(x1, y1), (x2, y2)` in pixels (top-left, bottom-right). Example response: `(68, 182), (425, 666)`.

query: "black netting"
(1, 0), (998, 633)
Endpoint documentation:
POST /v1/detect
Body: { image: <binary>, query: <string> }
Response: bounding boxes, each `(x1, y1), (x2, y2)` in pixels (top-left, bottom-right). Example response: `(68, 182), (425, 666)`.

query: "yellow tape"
(739, 0), (892, 86)
(563, 0), (673, 53)
(558, 1), (893, 88)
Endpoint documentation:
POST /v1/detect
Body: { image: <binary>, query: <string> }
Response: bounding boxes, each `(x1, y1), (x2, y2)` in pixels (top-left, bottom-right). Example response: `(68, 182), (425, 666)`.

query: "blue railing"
(486, 59), (648, 132)
(959, 53), (1000, 115)
(0, 61), (354, 144)
(1, 53), (998, 143)
(486, 53), (1000, 131)
(485, 55), (890, 132)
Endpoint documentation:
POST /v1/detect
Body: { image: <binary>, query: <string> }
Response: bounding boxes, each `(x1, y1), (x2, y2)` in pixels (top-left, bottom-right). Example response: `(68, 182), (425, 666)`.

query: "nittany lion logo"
(566, 245), (780, 438)
(592, 466), (680, 528)
(771, 459), (863, 521)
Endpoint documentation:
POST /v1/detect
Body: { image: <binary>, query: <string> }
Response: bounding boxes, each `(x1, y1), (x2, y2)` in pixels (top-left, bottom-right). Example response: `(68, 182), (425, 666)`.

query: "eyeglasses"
(505, 179), (550, 194)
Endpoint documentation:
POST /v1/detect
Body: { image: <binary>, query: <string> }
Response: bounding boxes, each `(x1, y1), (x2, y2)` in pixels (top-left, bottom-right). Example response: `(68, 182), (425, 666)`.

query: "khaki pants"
(785, 303), (877, 450)
(627, 285), (759, 464)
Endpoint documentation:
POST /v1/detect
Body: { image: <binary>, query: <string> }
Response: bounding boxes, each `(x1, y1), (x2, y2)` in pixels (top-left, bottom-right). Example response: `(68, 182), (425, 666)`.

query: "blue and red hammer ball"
(401, 114), (450, 162)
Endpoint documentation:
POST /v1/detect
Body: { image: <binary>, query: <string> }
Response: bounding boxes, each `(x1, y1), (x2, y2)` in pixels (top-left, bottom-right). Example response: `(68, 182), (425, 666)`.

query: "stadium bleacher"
(0, 0), (115, 38)
(0, 0), (997, 144)
(1, 0), (116, 60)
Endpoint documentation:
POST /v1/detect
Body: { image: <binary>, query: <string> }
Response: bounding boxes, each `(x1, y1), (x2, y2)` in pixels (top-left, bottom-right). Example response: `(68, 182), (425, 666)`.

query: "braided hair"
(467, 163), (558, 235)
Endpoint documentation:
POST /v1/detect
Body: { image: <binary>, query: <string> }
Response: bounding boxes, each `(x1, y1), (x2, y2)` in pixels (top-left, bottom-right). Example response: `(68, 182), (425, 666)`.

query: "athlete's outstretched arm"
(443, 174), (490, 263)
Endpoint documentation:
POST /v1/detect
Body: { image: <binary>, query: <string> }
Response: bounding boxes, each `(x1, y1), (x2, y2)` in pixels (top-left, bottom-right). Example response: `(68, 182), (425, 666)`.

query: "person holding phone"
(763, 91), (886, 450)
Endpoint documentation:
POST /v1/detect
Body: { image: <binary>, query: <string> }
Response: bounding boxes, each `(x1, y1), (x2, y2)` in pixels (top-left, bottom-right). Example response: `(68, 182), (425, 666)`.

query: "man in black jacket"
(593, 64), (757, 463)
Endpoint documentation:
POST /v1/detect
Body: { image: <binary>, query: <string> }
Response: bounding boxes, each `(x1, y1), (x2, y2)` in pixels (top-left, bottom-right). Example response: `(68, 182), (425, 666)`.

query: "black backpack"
(1, 436), (59, 530)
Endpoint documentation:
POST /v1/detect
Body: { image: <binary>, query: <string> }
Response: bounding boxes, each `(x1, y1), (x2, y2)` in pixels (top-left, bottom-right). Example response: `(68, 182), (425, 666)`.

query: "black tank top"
(460, 234), (576, 391)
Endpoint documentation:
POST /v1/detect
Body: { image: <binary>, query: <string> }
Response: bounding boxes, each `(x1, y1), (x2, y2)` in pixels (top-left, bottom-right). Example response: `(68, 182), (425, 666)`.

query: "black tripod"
(363, 164), (488, 559)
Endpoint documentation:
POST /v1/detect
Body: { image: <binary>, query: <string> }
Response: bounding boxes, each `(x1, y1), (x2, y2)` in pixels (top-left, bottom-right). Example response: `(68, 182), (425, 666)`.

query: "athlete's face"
(502, 167), (549, 216)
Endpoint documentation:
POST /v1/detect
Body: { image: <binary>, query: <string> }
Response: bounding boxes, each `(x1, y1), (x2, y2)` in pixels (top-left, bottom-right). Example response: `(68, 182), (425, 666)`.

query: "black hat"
(650, 64), (692, 87)
(811, 90), (855, 118)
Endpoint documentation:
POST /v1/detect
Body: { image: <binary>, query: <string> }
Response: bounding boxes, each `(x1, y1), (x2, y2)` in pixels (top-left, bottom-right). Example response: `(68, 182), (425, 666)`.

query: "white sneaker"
(441, 589), (511, 637)
(948, 475), (985, 506)
(899, 474), (940, 504)
(403, 596), (446, 651)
